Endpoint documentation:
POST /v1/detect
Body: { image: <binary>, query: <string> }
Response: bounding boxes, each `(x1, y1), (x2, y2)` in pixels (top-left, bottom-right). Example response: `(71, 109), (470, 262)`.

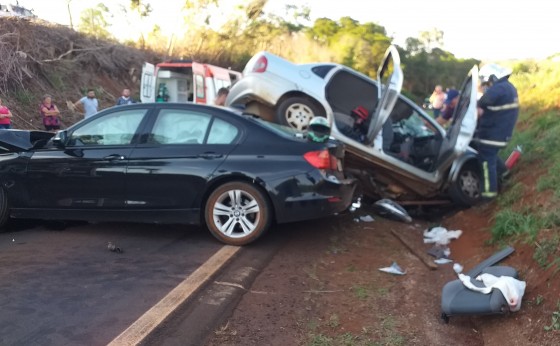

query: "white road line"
(107, 245), (241, 346)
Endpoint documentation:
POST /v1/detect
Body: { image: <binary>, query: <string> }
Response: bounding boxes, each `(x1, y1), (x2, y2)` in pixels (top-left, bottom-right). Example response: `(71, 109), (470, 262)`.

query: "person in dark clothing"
(116, 88), (137, 105)
(436, 89), (459, 126)
(475, 64), (519, 199)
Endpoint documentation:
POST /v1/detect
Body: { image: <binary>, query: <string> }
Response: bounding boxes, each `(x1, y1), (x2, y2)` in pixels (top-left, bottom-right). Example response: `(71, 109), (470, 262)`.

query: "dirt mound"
(0, 17), (157, 129)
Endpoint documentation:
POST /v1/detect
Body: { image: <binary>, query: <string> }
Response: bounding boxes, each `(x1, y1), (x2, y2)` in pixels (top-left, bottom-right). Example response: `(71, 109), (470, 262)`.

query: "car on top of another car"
(226, 46), (482, 206)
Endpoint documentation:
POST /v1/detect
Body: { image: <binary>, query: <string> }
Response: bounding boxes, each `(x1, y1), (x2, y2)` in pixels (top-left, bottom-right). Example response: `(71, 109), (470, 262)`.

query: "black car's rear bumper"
(270, 170), (357, 223)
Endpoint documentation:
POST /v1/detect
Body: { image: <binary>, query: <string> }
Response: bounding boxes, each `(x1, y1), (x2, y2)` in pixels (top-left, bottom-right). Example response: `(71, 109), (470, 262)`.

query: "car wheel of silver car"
(449, 163), (481, 206)
(276, 97), (320, 132)
(205, 182), (271, 246)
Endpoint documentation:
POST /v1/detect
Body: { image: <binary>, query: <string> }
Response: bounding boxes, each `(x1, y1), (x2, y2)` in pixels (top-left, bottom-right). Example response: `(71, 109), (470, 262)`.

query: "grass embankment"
(492, 58), (560, 332)
(493, 59), (560, 275)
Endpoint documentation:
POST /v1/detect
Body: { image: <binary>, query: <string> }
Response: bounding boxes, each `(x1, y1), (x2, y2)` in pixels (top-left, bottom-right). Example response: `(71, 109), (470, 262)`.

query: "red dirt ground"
(207, 198), (559, 345)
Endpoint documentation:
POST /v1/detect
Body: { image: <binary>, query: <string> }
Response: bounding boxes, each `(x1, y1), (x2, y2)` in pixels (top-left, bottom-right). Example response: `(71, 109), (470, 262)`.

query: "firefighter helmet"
(479, 63), (512, 84)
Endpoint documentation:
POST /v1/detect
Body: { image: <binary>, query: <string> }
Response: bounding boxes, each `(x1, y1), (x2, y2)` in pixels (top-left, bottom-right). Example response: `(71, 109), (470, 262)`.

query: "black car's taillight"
(304, 149), (338, 170)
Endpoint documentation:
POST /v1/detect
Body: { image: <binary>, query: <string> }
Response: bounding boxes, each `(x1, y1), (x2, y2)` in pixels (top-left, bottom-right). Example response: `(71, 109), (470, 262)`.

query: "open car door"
(140, 62), (156, 103)
(435, 65), (479, 167)
(365, 45), (403, 144)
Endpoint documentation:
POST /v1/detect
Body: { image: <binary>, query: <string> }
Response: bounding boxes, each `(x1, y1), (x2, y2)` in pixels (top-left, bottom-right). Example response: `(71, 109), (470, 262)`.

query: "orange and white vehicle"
(140, 60), (242, 105)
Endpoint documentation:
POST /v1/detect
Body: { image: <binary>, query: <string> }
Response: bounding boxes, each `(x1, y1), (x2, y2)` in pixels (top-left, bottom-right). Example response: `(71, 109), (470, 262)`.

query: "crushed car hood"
(0, 130), (55, 152)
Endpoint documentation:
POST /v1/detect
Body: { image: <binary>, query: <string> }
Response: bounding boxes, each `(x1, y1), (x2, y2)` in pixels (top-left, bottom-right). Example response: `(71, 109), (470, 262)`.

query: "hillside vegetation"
(0, 18), (154, 130)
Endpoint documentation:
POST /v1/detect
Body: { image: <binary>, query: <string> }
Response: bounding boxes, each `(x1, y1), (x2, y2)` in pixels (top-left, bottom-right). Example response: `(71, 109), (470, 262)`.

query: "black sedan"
(0, 103), (356, 245)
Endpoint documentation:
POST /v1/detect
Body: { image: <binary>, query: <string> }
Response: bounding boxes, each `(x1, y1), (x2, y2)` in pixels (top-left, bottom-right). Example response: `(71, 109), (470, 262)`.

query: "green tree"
(306, 17), (390, 76)
(78, 3), (112, 40)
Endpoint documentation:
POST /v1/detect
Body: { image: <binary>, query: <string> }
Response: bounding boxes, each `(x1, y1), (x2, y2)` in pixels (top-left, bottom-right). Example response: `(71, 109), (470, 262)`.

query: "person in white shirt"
(70, 89), (99, 119)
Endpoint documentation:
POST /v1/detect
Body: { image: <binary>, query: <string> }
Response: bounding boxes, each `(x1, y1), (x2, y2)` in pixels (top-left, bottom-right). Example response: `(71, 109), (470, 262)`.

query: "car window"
(68, 109), (146, 146)
(391, 100), (436, 139)
(311, 65), (336, 78)
(149, 109), (211, 144)
(195, 75), (204, 99)
(207, 118), (239, 144)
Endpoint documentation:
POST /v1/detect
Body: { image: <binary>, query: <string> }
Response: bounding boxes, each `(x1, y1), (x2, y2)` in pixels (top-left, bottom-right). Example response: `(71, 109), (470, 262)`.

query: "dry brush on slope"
(0, 17), (157, 129)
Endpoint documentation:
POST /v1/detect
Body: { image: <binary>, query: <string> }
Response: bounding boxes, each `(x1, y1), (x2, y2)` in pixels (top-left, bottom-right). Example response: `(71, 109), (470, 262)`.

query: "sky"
(18, 0), (559, 61)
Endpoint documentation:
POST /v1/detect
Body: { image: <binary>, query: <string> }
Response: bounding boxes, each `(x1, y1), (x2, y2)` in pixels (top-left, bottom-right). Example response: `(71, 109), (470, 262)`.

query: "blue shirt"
(80, 97), (99, 118)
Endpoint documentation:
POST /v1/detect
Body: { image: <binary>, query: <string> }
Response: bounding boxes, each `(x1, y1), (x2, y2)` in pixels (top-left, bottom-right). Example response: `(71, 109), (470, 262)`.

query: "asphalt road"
(0, 220), (227, 346)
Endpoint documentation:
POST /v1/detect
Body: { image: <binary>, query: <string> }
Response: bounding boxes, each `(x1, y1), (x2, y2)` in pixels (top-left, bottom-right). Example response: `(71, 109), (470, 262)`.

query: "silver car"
(227, 46), (481, 206)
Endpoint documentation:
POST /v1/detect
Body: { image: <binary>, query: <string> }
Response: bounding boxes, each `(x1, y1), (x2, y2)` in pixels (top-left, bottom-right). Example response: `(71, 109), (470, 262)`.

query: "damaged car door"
(366, 45), (404, 145)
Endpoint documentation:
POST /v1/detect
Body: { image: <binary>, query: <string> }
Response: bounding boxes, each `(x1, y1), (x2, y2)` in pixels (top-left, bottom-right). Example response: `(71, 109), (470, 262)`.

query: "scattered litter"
(353, 218), (360, 223)
(434, 258), (453, 264)
(457, 272), (527, 311)
(349, 197), (362, 212)
(107, 242), (123, 253)
(373, 199), (412, 223)
(359, 215), (375, 222)
(427, 246), (451, 259)
(379, 261), (406, 275)
(423, 226), (462, 245)
(453, 263), (464, 274)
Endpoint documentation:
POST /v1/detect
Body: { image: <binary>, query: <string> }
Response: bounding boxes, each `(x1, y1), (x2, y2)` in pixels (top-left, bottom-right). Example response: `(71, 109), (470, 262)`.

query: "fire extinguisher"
(505, 145), (522, 170)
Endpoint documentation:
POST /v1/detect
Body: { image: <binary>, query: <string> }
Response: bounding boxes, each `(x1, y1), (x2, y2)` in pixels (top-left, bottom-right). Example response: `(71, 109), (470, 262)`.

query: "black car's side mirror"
(52, 130), (68, 147)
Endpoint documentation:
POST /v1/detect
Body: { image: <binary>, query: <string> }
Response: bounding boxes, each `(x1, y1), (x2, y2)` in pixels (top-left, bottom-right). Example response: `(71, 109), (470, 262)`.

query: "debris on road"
(423, 226), (462, 245)
(434, 258), (453, 264)
(457, 271), (527, 311)
(107, 242), (123, 253)
(379, 261), (406, 275)
(373, 199), (412, 223)
(349, 197), (362, 212)
(391, 228), (438, 270)
(359, 215), (375, 222)
(441, 247), (522, 322)
(427, 246), (451, 259)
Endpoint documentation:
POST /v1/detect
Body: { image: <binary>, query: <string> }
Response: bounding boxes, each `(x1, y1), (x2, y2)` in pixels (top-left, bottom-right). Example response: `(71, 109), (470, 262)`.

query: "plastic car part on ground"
(423, 227), (462, 245)
(457, 271), (527, 312)
(373, 199), (412, 223)
(434, 258), (453, 264)
(378, 262), (406, 275)
(349, 197), (362, 212)
(441, 247), (519, 322)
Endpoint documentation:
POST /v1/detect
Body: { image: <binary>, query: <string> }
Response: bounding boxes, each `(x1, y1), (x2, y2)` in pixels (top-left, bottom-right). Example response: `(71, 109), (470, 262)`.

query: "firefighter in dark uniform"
(475, 64), (519, 199)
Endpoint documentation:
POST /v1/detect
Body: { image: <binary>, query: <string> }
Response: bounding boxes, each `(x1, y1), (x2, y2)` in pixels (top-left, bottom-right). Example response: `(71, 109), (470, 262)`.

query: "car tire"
(0, 188), (9, 230)
(276, 97), (320, 132)
(448, 163), (481, 206)
(205, 182), (271, 246)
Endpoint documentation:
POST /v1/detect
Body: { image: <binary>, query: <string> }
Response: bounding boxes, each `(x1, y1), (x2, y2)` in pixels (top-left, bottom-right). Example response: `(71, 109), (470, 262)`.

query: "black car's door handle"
(104, 154), (126, 161)
(197, 152), (223, 159)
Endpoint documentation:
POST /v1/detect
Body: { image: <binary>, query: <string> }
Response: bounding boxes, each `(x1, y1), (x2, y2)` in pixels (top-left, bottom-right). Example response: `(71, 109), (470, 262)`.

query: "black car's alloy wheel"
(205, 182), (271, 246)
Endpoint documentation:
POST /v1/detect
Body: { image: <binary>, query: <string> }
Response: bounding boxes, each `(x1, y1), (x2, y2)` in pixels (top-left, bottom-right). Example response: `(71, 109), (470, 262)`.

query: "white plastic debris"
(359, 215), (375, 222)
(423, 226), (462, 245)
(434, 258), (453, 264)
(349, 198), (362, 212)
(458, 273), (527, 312)
(379, 262), (406, 275)
(453, 263), (464, 274)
